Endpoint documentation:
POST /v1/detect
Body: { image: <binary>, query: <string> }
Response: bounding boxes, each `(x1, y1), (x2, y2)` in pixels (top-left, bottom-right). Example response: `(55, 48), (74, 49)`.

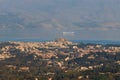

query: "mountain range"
(0, 0), (120, 40)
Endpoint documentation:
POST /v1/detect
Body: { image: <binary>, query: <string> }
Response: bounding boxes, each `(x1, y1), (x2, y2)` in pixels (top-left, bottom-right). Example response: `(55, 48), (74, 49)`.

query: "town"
(0, 38), (120, 80)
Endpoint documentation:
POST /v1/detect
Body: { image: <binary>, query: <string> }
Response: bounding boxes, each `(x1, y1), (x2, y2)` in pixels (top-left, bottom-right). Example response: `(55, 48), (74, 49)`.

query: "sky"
(0, 0), (120, 41)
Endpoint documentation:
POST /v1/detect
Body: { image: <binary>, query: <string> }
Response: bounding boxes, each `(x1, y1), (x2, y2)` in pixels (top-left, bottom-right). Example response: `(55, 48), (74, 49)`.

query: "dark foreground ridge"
(0, 38), (120, 80)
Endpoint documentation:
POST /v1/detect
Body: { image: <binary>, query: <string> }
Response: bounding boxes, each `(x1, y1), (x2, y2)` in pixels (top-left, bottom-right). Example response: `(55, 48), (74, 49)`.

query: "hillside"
(0, 39), (120, 80)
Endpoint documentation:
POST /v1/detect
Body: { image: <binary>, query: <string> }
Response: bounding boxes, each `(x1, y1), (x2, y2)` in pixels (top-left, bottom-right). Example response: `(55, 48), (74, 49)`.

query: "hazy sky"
(0, 0), (120, 41)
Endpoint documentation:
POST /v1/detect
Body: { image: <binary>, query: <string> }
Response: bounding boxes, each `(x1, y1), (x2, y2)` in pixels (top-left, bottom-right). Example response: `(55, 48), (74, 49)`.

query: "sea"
(72, 40), (120, 45)
(0, 38), (120, 45)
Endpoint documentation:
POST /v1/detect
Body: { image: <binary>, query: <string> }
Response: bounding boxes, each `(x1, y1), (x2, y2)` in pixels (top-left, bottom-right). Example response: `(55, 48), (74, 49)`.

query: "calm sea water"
(0, 38), (120, 45)
(71, 40), (120, 45)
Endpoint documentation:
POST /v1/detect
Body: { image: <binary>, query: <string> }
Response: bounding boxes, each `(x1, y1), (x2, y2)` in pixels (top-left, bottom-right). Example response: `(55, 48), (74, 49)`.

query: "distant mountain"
(0, 0), (120, 40)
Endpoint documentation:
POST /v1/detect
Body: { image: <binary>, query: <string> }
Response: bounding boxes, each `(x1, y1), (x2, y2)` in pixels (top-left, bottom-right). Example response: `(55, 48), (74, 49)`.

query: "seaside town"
(0, 38), (120, 80)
